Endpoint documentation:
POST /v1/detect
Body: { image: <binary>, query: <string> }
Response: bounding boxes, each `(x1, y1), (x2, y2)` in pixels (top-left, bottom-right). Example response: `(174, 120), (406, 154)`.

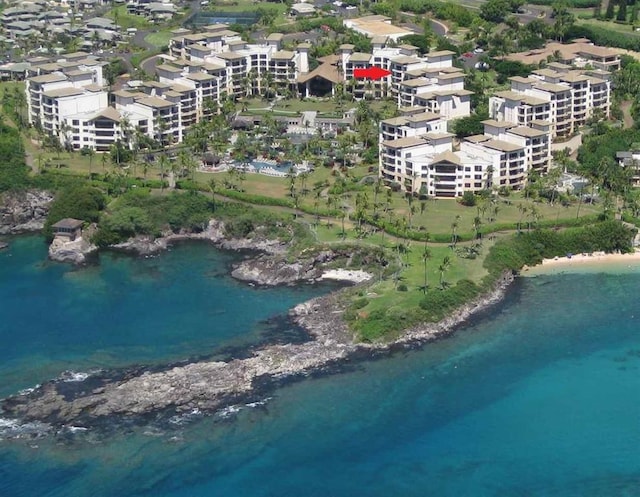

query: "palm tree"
(86, 147), (95, 179)
(158, 153), (169, 192)
(517, 204), (527, 232)
(420, 233), (432, 294)
(438, 255), (452, 290)
(373, 178), (382, 215)
(472, 216), (482, 240)
(450, 215), (460, 248)
(208, 177), (217, 211)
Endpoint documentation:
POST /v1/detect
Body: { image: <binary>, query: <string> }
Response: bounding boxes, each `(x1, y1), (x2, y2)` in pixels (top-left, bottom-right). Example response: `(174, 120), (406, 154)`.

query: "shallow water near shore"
(1, 239), (640, 496)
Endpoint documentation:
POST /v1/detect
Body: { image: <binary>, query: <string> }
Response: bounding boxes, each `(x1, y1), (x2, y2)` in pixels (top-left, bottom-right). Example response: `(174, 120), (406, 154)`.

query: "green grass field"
(576, 18), (640, 38)
(144, 31), (174, 49)
(106, 6), (152, 30)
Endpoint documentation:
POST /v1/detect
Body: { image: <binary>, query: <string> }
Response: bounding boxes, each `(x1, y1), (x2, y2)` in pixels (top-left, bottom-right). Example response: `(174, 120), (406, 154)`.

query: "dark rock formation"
(0, 272), (514, 437)
(0, 190), (53, 234)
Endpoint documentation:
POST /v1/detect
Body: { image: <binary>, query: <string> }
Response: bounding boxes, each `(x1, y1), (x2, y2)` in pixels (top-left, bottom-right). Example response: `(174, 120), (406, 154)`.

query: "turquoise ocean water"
(1, 236), (639, 496)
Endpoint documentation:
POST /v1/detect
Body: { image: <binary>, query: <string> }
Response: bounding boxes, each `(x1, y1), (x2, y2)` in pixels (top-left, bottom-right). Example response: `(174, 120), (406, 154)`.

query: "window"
(72, 120), (79, 125)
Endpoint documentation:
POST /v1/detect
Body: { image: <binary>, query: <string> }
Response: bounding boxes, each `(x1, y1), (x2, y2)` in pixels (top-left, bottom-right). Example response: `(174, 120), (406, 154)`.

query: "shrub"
(43, 185), (107, 240)
(460, 191), (477, 207)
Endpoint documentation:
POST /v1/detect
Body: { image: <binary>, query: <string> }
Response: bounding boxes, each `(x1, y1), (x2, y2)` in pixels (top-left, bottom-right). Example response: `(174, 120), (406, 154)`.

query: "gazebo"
(52, 218), (83, 241)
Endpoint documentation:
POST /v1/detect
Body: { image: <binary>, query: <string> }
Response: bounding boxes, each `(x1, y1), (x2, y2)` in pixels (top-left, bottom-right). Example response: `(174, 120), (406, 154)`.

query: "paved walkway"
(551, 134), (582, 156)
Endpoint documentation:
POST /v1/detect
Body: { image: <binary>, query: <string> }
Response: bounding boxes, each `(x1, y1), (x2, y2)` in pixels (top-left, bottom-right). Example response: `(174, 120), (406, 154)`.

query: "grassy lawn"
(273, 99), (340, 113)
(206, 0), (286, 14)
(107, 6), (152, 30)
(371, 191), (600, 236)
(144, 31), (174, 49)
(194, 169), (290, 197)
(20, 131), (601, 241)
(576, 18), (640, 37)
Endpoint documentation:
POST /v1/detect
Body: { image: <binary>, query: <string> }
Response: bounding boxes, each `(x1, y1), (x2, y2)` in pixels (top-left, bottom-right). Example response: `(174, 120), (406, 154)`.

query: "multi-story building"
(616, 150), (640, 188)
(378, 116), (552, 197)
(489, 67), (612, 139)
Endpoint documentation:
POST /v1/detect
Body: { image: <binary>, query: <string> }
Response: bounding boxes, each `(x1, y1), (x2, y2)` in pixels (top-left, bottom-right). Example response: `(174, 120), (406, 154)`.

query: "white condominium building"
(169, 27), (309, 98)
(489, 67), (611, 139)
(379, 114), (552, 197)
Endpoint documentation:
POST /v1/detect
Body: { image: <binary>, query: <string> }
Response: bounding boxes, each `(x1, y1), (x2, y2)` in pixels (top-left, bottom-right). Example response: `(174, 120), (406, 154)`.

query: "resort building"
(504, 39), (622, 72)
(616, 150), (640, 188)
(23, 23), (471, 153)
(26, 56), (108, 140)
(378, 116), (552, 197)
(489, 67), (611, 139)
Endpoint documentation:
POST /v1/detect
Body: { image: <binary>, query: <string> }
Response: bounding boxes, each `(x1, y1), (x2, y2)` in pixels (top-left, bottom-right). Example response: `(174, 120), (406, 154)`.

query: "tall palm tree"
(158, 153), (169, 192)
(87, 147), (95, 179)
(420, 233), (431, 294)
(208, 177), (217, 211)
(450, 215), (460, 248)
(472, 216), (482, 240)
(438, 255), (451, 290)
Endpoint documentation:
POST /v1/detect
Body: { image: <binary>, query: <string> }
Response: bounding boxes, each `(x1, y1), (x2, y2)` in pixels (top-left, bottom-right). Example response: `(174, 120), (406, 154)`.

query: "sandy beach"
(522, 249), (640, 276)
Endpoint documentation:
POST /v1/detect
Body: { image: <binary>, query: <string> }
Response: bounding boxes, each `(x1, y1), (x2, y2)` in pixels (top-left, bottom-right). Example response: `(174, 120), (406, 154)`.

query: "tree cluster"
(0, 123), (30, 193)
(43, 185), (106, 240)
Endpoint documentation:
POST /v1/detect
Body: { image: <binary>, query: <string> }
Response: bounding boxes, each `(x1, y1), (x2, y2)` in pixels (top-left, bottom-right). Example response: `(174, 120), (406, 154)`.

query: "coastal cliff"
(0, 190), (53, 234)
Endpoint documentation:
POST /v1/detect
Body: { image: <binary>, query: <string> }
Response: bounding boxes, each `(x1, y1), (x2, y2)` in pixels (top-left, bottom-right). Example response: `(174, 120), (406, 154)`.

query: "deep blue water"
(1, 237), (639, 496)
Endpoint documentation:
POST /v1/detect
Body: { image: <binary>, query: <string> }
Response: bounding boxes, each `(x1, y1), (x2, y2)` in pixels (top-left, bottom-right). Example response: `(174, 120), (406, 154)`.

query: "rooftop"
(43, 87), (85, 98)
(484, 139), (525, 153)
(136, 96), (176, 109)
(508, 126), (547, 138)
(431, 150), (462, 166)
(482, 119), (515, 129)
(382, 136), (427, 148)
(52, 218), (83, 230)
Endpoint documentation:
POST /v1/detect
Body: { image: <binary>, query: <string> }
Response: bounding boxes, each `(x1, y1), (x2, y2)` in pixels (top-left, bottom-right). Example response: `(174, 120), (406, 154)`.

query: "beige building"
(489, 67), (611, 139)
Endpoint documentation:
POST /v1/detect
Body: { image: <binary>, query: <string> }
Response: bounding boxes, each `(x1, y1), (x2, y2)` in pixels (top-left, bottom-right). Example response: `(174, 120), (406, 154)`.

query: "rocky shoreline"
(0, 190), (53, 235)
(0, 267), (514, 439)
(0, 209), (515, 440)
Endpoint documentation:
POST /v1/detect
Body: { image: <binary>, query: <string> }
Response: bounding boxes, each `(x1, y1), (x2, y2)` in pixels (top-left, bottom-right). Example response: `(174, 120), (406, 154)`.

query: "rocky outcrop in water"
(230, 254), (321, 286)
(0, 190), (53, 234)
(231, 248), (380, 286)
(0, 271), (514, 436)
(48, 235), (98, 264)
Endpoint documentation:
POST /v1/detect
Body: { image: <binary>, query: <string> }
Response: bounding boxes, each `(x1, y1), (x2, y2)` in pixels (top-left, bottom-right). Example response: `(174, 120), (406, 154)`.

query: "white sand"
(319, 269), (373, 283)
(522, 250), (640, 276)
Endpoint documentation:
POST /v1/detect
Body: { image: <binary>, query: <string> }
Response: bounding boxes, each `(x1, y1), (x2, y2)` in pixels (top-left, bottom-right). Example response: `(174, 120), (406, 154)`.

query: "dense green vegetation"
(483, 221), (636, 271)
(90, 188), (315, 249)
(43, 185), (107, 240)
(349, 221), (636, 342)
(567, 23), (640, 51)
(528, 0), (599, 6)
(0, 123), (30, 193)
